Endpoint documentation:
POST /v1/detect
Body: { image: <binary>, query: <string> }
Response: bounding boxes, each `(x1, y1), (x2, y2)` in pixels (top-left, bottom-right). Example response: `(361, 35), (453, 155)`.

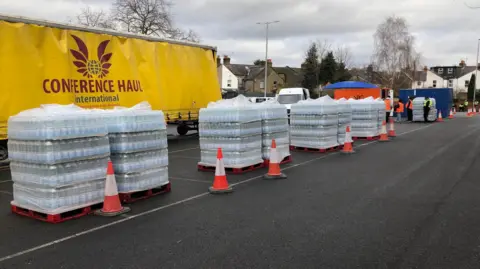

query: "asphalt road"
(0, 116), (479, 269)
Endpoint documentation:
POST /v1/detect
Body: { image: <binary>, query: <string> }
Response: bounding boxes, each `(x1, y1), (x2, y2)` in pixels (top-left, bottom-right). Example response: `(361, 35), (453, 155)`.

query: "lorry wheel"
(0, 141), (7, 162)
(177, 124), (189, 136)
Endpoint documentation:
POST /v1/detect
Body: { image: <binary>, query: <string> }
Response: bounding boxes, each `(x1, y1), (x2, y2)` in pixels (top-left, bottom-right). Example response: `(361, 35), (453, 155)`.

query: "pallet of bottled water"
(375, 98), (386, 135)
(348, 98), (379, 138)
(336, 98), (352, 145)
(8, 104), (109, 215)
(198, 95), (263, 168)
(257, 100), (290, 160)
(290, 96), (339, 149)
(105, 103), (169, 193)
(413, 97), (437, 122)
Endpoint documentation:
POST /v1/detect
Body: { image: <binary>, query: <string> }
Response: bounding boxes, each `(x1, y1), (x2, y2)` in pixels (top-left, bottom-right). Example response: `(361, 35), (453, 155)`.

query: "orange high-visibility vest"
(406, 101), (413, 109)
(384, 99), (391, 111)
(396, 102), (404, 113)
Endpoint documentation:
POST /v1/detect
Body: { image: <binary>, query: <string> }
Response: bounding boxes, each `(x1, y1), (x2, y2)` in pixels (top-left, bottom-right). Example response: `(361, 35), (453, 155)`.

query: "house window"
(465, 80), (469, 87)
(433, 80), (437, 87)
(438, 68), (443, 74)
(260, 81), (265, 89)
(447, 68), (453, 74)
(227, 79), (232, 87)
(448, 79), (453, 87)
(417, 81), (421, 86)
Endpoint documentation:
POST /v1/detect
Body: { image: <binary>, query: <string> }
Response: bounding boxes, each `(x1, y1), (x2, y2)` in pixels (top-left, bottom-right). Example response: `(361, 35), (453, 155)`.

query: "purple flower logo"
(70, 35), (112, 78)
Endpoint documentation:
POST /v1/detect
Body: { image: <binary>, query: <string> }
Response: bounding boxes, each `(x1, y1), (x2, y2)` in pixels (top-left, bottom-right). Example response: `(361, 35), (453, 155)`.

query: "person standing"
(384, 97), (391, 122)
(396, 99), (404, 122)
(423, 97), (432, 122)
(405, 96), (413, 121)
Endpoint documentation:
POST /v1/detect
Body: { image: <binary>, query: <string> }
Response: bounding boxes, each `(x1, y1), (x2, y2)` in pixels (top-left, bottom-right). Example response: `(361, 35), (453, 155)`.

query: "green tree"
(301, 43), (320, 97)
(254, 59), (265, 66)
(335, 62), (352, 82)
(468, 74), (476, 100)
(318, 51), (337, 84)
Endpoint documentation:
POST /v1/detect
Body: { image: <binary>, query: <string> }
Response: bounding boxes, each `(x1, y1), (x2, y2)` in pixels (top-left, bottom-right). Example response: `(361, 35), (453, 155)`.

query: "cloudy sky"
(0, 0), (479, 68)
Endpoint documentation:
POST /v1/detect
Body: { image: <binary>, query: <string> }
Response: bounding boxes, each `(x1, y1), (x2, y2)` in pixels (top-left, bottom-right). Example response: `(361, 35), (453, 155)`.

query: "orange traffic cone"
(209, 148), (233, 194)
(448, 109), (454, 119)
(264, 139), (287, 179)
(379, 120), (389, 142)
(95, 161), (130, 216)
(467, 108), (473, 117)
(341, 126), (355, 154)
(437, 111), (444, 122)
(388, 117), (396, 137)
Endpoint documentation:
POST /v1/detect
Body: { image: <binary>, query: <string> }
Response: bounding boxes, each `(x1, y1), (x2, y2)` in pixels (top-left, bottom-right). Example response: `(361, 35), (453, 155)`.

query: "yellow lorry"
(0, 14), (221, 161)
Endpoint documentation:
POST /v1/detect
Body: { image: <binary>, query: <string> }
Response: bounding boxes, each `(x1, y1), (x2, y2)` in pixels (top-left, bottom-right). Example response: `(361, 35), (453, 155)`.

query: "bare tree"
(71, 6), (116, 29)
(372, 15), (419, 89)
(334, 45), (353, 67)
(315, 39), (332, 60)
(111, 0), (199, 42)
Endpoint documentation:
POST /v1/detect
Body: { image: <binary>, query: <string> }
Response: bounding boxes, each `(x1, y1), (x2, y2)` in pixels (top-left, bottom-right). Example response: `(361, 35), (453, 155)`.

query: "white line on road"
(0, 190), (12, 195)
(0, 180), (11, 184)
(170, 176), (210, 184)
(169, 155), (200, 160)
(0, 124), (432, 263)
(168, 147), (200, 154)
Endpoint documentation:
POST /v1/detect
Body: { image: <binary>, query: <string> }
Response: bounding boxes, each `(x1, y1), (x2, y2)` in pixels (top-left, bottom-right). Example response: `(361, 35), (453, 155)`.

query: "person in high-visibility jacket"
(405, 96), (413, 121)
(384, 97), (391, 122)
(423, 97), (433, 122)
(395, 99), (404, 122)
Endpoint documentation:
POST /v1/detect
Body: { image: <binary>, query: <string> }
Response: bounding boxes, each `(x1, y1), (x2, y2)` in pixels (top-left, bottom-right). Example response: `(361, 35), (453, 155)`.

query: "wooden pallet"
(352, 135), (380, 141)
(289, 145), (340, 153)
(119, 182), (172, 204)
(263, 155), (292, 166)
(198, 162), (265, 174)
(11, 202), (103, 224)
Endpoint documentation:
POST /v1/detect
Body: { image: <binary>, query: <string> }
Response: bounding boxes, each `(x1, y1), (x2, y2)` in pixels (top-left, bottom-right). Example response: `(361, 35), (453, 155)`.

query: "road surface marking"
(0, 180), (11, 184)
(0, 124), (432, 263)
(170, 176), (210, 184)
(169, 147), (200, 153)
(0, 190), (12, 195)
(170, 155), (200, 160)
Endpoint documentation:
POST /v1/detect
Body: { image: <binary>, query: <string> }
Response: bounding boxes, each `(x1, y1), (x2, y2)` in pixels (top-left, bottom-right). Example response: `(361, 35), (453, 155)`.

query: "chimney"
(216, 56), (221, 66)
(459, 60), (466, 67)
(423, 66), (428, 72)
(267, 59), (272, 67)
(223, 55), (230, 65)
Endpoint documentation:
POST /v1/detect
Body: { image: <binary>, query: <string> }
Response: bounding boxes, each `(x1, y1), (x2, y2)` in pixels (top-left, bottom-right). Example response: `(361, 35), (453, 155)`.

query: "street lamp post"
(474, 39), (480, 113)
(257, 20), (279, 98)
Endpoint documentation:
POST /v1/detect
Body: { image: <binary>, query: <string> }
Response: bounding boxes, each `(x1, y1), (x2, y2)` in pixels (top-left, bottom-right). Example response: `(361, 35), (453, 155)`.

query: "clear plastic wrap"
(262, 144), (290, 160)
(116, 167), (169, 193)
(262, 131), (289, 146)
(8, 136), (110, 164)
(12, 179), (105, 214)
(108, 130), (167, 153)
(101, 109), (166, 133)
(200, 149), (263, 167)
(200, 135), (262, 152)
(199, 121), (262, 137)
(290, 96), (339, 149)
(111, 149), (168, 174)
(261, 119), (289, 133)
(256, 100), (290, 160)
(8, 105), (107, 140)
(348, 98), (379, 137)
(10, 157), (108, 188)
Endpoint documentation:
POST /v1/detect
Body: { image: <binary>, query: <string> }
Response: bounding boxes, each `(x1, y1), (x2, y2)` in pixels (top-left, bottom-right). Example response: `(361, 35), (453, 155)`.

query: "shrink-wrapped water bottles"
(413, 97), (437, 122)
(199, 95), (263, 167)
(375, 98), (386, 135)
(8, 104), (109, 214)
(290, 96), (339, 149)
(257, 100), (289, 160)
(105, 102), (169, 193)
(348, 98), (379, 138)
(336, 98), (352, 145)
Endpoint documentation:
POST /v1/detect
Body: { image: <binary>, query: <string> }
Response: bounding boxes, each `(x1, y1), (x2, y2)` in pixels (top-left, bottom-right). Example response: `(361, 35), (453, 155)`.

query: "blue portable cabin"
(399, 88), (453, 119)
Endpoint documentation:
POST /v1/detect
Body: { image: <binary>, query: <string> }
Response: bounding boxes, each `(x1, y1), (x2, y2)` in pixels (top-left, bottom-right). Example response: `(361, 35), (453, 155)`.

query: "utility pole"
(257, 20), (279, 97)
(474, 39), (480, 112)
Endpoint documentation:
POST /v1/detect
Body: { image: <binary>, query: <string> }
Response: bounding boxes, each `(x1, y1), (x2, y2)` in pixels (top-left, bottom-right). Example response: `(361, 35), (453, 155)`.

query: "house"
(217, 56), (302, 94)
(412, 61), (480, 98)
